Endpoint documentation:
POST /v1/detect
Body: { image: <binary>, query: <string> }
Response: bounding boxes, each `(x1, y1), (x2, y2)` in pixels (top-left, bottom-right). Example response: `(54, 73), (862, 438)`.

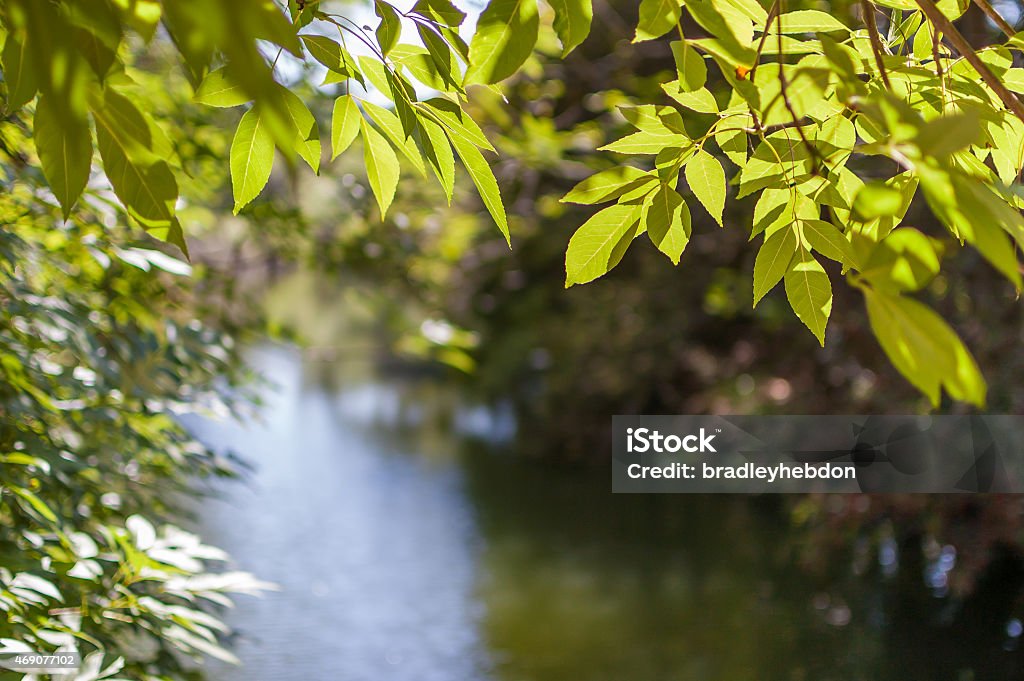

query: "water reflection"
(188, 346), (490, 681)
(189, 345), (1024, 681)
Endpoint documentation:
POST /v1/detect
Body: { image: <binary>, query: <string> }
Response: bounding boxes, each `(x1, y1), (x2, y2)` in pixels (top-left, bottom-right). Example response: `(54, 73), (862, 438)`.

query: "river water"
(188, 345), (1024, 681)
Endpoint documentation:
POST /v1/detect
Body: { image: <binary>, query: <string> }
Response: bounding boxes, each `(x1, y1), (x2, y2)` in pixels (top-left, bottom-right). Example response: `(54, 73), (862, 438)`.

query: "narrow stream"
(187, 345), (1024, 681)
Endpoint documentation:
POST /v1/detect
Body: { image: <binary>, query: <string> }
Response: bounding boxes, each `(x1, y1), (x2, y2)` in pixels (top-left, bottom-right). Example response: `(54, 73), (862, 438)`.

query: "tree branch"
(915, 0), (1024, 124)
(971, 0), (1015, 39)
(862, 0), (892, 89)
(749, 0), (780, 83)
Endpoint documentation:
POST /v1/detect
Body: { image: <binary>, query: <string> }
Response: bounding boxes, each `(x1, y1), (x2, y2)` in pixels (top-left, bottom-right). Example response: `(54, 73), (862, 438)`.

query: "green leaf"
(362, 101), (426, 175)
(852, 181), (903, 221)
(375, 0), (402, 55)
(918, 164), (1022, 288)
(635, 0), (682, 42)
(801, 219), (854, 266)
(358, 55), (395, 99)
(860, 227), (941, 292)
(449, 132), (510, 242)
(466, 0), (539, 84)
(565, 203), (643, 286)
(562, 166), (655, 204)
(303, 35), (363, 85)
(715, 126), (747, 166)
(685, 149), (725, 226)
(412, 0), (467, 26)
(753, 225), (797, 305)
(784, 246), (832, 346)
(73, 26), (117, 78)
(229, 107), (275, 213)
(775, 9), (848, 33)
(10, 486), (58, 523)
(864, 288), (985, 406)
(723, 0), (767, 24)
(33, 95), (92, 220)
(1, 34), (37, 111)
(415, 24), (461, 90)
(395, 44), (448, 90)
(161, 0), (212, 84)
(664, 85), (718, 114)
(751, 188), (818, 239)
(913, 113), (984, 159)
(644, 184), (692, 264)
(420, 98), (495, 151)
(111, 0), (162, 40)
(248, 0), (303, 56)
(90, 88), (180, 230)
(1004, 68), (1024, 94)
(620, 104), (686, 134)
(550, 0), (593, 56)
(194, 67), (251, 107)
(685, 0), (756, 68)
(331, 95), (362, 160)
(671, 40), (707, 92)
(275, 87), (321, 173)
(419, 116), (456, 201)
(738, 132), (814, 198)
(600, 131), (689, 155)
(361, 116), (401, 218)
(383, 69), (419, 138)
(438, 24), (471, 62)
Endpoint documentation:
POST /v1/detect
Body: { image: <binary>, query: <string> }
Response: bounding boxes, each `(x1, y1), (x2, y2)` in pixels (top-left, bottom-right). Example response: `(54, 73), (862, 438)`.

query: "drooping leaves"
(1, 34), (37, 111)
(449, 133), (509, 243)
(562, 166), (655, 205)
(784, 246), (832, 346)
(685, 149), (725, 227)
(635, 0), (683, 42)
(90, 87), (185, 253)
(361, 116), (401, 218)
(645, 184), (692, 264)
(34, 95), (92, 220)
(671, 41), (707, 92)
(550, 0), (593, 56)
(466, 0), (539, 84)
(753, 226), (797, 306)
(374, 0), (402, 55)
(864, 288), (985, 407)
(331, 95), (362, 160)
(229, 107), (275, 214)
(566, 203), (643, 286)
(194, 67), (251, 108)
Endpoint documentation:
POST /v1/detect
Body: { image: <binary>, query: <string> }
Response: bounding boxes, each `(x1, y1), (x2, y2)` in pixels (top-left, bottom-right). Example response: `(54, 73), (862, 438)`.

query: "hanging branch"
(915, 0), (1024, 124)
(971, 0), (1015, 39)
(862, 0), (892, 89)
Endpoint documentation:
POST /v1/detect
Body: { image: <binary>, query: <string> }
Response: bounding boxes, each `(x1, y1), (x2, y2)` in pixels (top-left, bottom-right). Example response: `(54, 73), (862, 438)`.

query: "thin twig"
(734, 119), (819, 135)
(749, 0), (780, 83)
(931, 28), (948, 108)
(776, 4), (825, 174)
(862, 0), (892, 89)
(971, 0), (1016, 39)
(915, 0), (1024, 124)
